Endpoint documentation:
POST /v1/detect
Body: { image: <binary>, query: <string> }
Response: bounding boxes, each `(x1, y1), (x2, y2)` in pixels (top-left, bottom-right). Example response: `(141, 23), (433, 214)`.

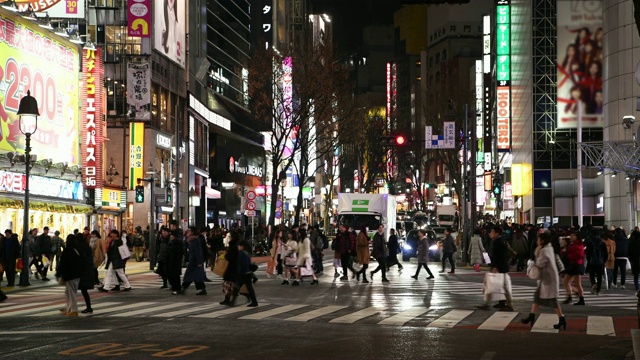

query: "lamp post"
(141, 164), (157, 270)
(237, 155), (247, 238)
(17, 90), (39, 287)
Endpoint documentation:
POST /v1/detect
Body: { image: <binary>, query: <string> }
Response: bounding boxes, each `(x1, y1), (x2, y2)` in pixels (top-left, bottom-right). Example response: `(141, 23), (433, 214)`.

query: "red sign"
(128, 0), (151, 38)
(496, 86), (511, 151)
(82, 48), (103, 189)
(246, 191), (257, 201)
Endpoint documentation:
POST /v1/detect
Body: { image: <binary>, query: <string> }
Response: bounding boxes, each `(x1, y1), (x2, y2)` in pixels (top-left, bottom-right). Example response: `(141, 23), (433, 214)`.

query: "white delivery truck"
(436, 204), (458, 228)
(337, 193), (397, 240)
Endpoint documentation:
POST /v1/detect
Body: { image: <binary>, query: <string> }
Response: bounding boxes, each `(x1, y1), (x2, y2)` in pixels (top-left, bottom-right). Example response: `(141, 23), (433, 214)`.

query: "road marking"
(32, 302), (122, 316)
(0, 302), (66, 317)
(427, 310), (473, 328)
(192, 304), (271, 319)
(329, 306), (387, 324)
(239, 304), (308, 320)
(86, 302), (155, 315)
(587, 316), (616, 336)
(154, 304), (222, 318)
(0, 329), (111, 335)
(108, 303), (197, 317)
(477, 312), (519, 331)
(378, 307), (430, 326)
(285, 305), (347, 322)
(530, 314), (559, 333)
(0, 302), (48, 313)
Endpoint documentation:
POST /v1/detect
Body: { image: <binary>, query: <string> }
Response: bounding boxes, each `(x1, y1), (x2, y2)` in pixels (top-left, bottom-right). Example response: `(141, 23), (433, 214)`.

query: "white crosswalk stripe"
(0, 299), (632, 336)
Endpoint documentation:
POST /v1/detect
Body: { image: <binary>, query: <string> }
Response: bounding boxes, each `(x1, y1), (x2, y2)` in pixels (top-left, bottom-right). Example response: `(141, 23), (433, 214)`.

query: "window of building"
(104, 26), (141, 63)
(106, 78), (125, 117)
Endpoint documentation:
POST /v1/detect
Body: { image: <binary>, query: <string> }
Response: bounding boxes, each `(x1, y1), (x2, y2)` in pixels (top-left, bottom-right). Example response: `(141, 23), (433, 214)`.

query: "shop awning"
(0, 194), (93, 214)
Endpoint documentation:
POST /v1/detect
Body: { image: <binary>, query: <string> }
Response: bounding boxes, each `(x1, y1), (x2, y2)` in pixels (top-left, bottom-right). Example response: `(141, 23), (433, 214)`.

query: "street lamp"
(17, 90), (39, 287)
(143, 163), (157, 270)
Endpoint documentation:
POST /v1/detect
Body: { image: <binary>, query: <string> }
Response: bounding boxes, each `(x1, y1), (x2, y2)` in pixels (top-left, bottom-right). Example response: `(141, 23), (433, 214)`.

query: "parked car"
(430, 226), (447, 240)
(401, 229), (440, 262)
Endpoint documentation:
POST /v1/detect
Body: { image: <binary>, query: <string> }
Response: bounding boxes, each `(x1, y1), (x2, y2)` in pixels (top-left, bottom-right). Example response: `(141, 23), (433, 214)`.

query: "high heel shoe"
(520, 313), (536, 327)
(562, 296), (572, 304)
(553, 316), (566, 330)
(573, 296), (585, 306)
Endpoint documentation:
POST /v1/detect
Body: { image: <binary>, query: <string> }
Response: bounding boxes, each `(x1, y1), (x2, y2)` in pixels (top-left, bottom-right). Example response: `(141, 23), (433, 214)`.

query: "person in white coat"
(294, 229), (318, 286)
(521, 231), (566, 330)
(468, 229), (486, 270)
(281, 231), (299, 285)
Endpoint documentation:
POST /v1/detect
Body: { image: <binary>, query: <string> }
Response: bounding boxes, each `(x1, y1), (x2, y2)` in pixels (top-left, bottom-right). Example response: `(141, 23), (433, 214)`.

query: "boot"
(553, 316), (566, 330)
(356, 272), (361, 282)
(573, 296), (585, 305)
(562, 296), (572, 304)
(520, 313), (536, 326)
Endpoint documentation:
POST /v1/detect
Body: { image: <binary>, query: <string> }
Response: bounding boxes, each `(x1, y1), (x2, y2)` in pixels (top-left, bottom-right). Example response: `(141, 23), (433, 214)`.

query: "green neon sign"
(495, 4), (510, 81)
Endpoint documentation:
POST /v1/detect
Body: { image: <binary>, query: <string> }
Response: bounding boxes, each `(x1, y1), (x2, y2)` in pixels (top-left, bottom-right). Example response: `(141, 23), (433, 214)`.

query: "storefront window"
(106, 78), (125, 117)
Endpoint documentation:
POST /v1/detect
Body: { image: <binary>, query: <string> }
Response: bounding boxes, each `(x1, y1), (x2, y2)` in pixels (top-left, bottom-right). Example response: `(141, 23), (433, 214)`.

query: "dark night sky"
(311, 0), (404, 54)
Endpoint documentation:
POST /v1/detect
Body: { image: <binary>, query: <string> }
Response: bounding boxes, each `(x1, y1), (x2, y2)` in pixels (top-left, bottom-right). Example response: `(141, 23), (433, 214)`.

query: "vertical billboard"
(556, 0), (603, 128)
(129, 122), (145, 190)
(82, 48), (104, 189)
(496, 0), (511, 152)
(0, 10), (80, 166)
(260, 0), (273, 49)
(153, 0), (186, 67)
(128, 0), (152, 37)
(127, 61), (151, 121)
(17, 0), (85, 18)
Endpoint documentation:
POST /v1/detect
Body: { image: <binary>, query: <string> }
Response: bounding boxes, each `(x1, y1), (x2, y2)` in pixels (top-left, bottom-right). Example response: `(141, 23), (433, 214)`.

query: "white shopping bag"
(483, 273), (505, 295)
(482, 252), (491, 264)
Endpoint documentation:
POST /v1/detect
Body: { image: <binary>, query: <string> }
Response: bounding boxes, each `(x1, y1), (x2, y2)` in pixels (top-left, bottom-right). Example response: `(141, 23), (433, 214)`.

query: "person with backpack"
(586, 231), (607, 295)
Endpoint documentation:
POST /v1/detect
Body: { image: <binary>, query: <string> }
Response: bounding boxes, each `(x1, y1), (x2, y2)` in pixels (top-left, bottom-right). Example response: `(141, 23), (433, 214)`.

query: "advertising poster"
(16, 0), (86, 19)
(153, 0), (185, 67)
(82, 48), (103, 189)
(0, 11), (80, 166)
(128, 0), (152, 37)
(556, 0), (603, 129)
(129, 122), (145, 190)
(127, 61), (151, 121)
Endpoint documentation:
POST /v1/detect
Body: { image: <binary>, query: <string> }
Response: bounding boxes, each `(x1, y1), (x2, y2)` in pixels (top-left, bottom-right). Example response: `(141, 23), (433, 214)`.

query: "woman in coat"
(166, 229), (184, 295)
(294, 229), (319, 285)
(468, 229), (486, 270)
(281, 231), (298, 285)
(411, 229), (435, 280)
(181, 227), (207, 295)
(220, 231), (240, 305)
(270, 230), (285, 278)
(354, 226), (370, 283)
(603, 231), (617, 289)
(90, 232), (105, 286)
(563, 232), (586, 305)
(55, 235), (85, 316)
(75, 234), (95, 314)
(521, 231), (566, 330)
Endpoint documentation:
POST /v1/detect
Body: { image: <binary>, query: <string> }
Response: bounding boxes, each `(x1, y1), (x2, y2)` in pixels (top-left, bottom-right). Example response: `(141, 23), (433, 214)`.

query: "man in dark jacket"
(585, 230), (607, 295)
(34, 226), (53, 281)
(386, 229), (403, 271)
(166, 229), (184, 295)
(99, 230), (131, 292)
(181, 227), (207, 295)
(369, 225), (389, 282)
(1, 230), (20, 286)
(613, 227), (629, 288)
(440, 228), (456, 274)
(156, 227), (171, 289)
(335, 224), (357, 281)
(478, 226), (515, 311)
(231, 240), (258, 307)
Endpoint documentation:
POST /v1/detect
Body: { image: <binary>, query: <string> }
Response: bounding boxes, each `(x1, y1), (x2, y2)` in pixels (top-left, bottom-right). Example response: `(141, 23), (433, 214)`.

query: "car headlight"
(429, 244), (438, 251)
(403, 244), (412, 250)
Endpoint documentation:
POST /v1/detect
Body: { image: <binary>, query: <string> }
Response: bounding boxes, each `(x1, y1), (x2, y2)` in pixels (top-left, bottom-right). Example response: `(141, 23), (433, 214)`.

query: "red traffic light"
(395, 135), (406, 145)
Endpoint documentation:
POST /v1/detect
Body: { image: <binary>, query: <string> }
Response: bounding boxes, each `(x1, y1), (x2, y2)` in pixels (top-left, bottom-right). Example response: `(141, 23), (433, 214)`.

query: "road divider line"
(239, 304), (308, 320)
(329, 306), (387, 324)
(378, 307), (430, 326)
(477, 311), (519, 331)
(427, 309), (473, 328)
(285, 305), (348, 322)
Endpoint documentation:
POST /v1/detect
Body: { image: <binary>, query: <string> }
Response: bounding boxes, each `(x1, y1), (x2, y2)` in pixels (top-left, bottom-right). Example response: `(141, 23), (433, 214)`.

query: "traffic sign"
(246, 210), (256, 217)
(246, 200), (256, 210)
(246, 191), (257, 201)
(276, 200), (283, 208)
(275, 210), (282, 219)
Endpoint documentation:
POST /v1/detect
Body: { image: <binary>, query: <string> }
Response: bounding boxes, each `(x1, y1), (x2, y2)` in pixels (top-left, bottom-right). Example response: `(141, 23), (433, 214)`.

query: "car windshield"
(338, 214), (381, 231)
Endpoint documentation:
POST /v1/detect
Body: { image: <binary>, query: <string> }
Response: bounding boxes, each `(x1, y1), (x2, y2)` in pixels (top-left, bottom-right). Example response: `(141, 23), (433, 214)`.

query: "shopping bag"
(284, 254), (297, 266)
(239, 284), (249, 295)
(16, 258), (23, 271)
(482, 252), (491, 264)
(626, 258), (631, 271)
(527, 262), (541, 280)
(483, 273), (505, 295)
(213, 257), (228, 277)
(41, 255), (49, 267)
(266, 260), (276, 275)
(118, 243), (131, 260)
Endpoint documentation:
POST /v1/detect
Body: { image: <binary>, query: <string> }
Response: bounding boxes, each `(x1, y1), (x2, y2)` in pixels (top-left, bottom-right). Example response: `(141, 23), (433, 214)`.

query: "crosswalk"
(0, 298), (633, 336)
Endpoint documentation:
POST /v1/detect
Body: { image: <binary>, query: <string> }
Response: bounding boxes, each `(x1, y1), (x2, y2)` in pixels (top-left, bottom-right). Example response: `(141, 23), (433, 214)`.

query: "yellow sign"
(98, 188), (125, 210)
(129, 122), (145, 189)
(0, 10), (80, 165)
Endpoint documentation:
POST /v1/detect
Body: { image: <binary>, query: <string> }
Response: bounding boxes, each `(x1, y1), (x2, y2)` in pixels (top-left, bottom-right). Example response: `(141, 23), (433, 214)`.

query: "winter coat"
(296, 237), (313, 266)
(604, 238), (616, 269)
(511, 235), (528, 258)
(442, 234), (456, 254)
(614, 232), (629, 258)
(166, 238), (184, 277)
(534, 243), (559, 299)
(335, 230), (355, 255)
(183, 236), (206, 283)
(223, 240), (239, 282)
(490, 235), (514, 273)
(78, 245), (95, 290)
(387, 235), (400, 255)
(93, 237), (106, 268)
(628, 232), (640, 268)
(468, 235), (485, 264)
(55, 245), (84, 281)
(567, 241), (585, 265)
(35, 234), (53, 256)
(355, 232), (370, 265)
(105, 238), (126, 270)
(371, 232), (388, 259)
(0, 235), (20, 265)
(157, 235), (169, 262)
(416, 236), (430, 264)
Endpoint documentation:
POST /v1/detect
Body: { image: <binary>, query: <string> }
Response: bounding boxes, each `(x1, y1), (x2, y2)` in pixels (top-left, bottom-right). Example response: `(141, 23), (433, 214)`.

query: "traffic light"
(395, 135), (406, 146)
(135, 186), (145, 203)
(425, 183), (437, 188)
(379, 135), (408, 147)
(166, 187), (173, 203)
(492, 174), (502, 196)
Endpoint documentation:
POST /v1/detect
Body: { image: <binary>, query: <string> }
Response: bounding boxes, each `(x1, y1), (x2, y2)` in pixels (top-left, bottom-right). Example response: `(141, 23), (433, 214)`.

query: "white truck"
(436, 204), (458, 228)
(337, 193), (397, 240)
